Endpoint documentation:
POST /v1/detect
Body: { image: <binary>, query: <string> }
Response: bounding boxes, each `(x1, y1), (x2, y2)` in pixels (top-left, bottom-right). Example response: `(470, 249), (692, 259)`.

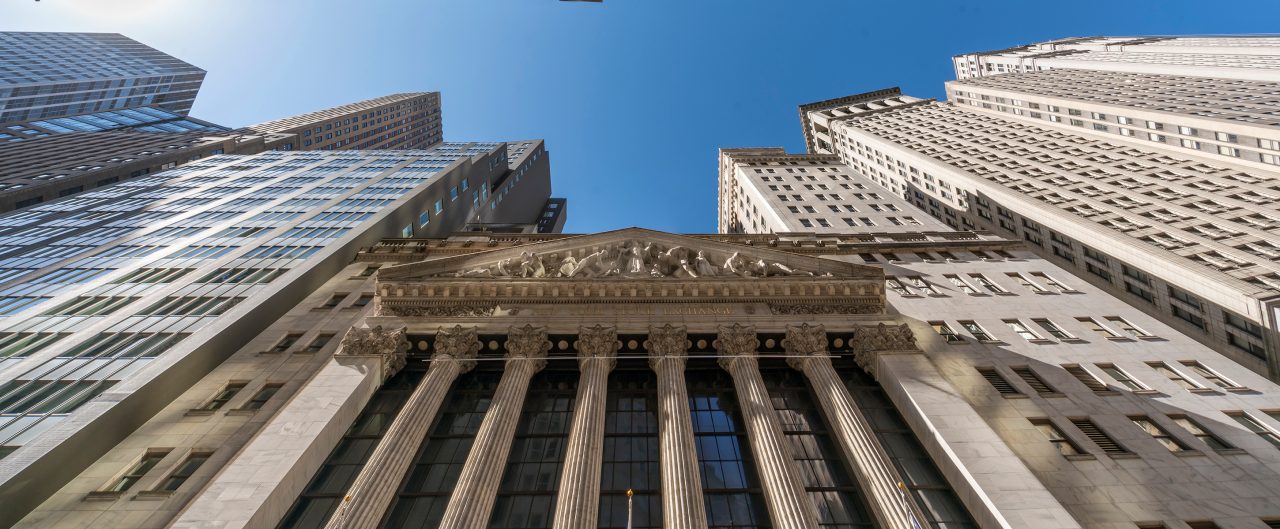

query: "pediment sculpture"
(446, 239), (826, 279)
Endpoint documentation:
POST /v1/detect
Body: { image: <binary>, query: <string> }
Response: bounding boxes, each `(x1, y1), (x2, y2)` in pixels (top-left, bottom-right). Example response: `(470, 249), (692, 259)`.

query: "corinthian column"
(551, 325), (620, 529)
(644, 324), (708, 529)
(324, 325), (479, 529)
(715, 323), (819, 529)
(437, 324), (551, 529)
(783, 323), (921, 529)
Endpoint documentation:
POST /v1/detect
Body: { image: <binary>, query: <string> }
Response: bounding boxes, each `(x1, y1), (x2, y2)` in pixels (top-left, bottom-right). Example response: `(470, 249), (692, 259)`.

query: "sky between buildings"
(5, 0), (1280, 233)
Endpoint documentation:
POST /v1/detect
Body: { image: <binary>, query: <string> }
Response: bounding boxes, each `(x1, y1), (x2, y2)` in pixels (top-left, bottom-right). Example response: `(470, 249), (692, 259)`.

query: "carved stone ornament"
(337, 325), (410, 380)
(576, 325), (621, 368)
(714, 323), (759, 370)
(382, 304), (519, 318)
(445, 240), (828, 280)
(505, 324), (552, 366)
(853, 350), (879, 381)
(781, 323), (827, 355)
(768, 304), (880, 315)
(644, 324), (690, 368)
(851, 323), (920, 353)
(433, 325), (482, 372)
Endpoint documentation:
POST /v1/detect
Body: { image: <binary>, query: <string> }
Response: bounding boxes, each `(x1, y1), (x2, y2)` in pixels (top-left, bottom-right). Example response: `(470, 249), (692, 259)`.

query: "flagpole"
(626, 488), (633, 529)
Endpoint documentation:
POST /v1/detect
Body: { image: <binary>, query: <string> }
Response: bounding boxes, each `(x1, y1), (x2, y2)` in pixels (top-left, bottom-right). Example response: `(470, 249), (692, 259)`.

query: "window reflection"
(598, 369), (661, 529)
(688, 367), (771, 529)
(488, 371), (578, 529)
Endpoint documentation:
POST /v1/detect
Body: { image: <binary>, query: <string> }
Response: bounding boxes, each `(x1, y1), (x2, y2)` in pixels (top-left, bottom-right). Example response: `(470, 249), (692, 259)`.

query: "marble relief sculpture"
(449, 240), (822, 279)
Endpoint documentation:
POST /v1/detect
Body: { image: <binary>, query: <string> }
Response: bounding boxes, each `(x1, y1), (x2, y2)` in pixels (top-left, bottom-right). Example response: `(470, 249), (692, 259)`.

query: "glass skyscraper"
(0, 32), (206, 124)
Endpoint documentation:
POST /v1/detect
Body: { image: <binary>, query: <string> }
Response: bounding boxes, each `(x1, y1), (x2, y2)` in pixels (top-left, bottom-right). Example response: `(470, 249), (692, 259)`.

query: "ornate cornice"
(575, 324), (620, 370)
(505, 324), (551, 371)
(849, 323), (920, 381)
(644, 324), (690, 370)
(768, 303), (880, 315)
(433, 325), (481, 372)
(782, 323), (826, 355)
(336, 325), (410, 381)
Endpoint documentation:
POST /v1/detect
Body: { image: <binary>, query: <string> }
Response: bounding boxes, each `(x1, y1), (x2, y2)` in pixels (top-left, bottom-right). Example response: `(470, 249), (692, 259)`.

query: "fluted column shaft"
(324, 325), (479, 529)
(551, 355), (614, 529)
(796, 355), (918, 528)
(437, 326), (550, 529)
(720, 354), (819, 529)
(646, 324), (708, 529)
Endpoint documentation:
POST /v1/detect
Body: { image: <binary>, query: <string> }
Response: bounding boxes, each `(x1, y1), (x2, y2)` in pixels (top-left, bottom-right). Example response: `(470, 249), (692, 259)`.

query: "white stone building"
(953, 36), (1280, 82)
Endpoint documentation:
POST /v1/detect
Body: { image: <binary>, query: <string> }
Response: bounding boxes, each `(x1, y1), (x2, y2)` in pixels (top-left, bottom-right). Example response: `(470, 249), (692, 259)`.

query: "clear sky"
(5, 0), (1280, 233)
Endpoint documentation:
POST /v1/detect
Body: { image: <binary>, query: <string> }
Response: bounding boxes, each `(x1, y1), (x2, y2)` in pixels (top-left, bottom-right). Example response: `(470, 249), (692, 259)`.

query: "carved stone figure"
(442, 239), (828, 280)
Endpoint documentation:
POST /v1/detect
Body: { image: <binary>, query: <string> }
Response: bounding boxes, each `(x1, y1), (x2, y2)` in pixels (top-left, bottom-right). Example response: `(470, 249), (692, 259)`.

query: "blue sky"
(6, 0), (1280, 233)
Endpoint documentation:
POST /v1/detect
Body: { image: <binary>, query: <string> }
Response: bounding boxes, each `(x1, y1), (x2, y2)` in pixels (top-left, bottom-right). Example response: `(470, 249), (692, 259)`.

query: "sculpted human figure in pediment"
(445, 239), (825, 280)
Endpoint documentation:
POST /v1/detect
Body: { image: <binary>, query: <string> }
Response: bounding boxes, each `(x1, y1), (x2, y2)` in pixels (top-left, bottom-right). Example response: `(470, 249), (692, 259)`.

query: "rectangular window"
(959, 320), (993, 341)
(1179, 361), (1239, 389)
(977, 368), (1020, 395)
(1169, 415), (1233, 451)
(930, 321), (964, 343)
(1076, 317), (1120, 338)
(944, 275), (977, 294)
(1032, 319), (1072, 340)
(1069, 418), (1129, 454)
(1012, 366), (1056, 394)
(196, 382), (246, 412)
(321, 294), (347, 309)
(1063, 365), (1111, 393)
(104, 449), (170, 492)
(240, 383), (283, 411)
(304, 334), (335, 353)
(269, 334), (301, 353)
(1130, 416), (1189, 452)
(1105, 316), (1152, 338)
(1227, 413), (1280, 449)
(906, 276), (938, 295)
(1003, 319), (1041, 341)
(155, 452), (211, 492)
(969, 274), (1007, 294)
(1097, 364), (1147, 391)
(1030, 418), (1082, 456)
(1147, 362), (1203, 389)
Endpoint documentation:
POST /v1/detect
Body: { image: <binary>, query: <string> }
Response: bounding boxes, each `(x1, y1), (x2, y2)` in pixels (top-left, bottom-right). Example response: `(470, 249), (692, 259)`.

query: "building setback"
(0, 140), (560, 527)
(0, 32), (206, 124)
(953, 35), (1280, 82)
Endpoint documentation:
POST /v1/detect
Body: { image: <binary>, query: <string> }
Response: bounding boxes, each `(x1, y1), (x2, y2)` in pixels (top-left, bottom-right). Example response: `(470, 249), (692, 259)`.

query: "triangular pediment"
(379, 228), (882, 281)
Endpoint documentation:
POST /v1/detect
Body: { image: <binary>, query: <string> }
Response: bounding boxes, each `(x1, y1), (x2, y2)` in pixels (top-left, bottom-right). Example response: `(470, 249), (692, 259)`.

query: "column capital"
(850, 323), (919, 381)
(506, 324), (551, 371)
(337, 325), (410, 381)
(433, 325), (481, 373)
(715, 323), (759, 371)
(576, 324), (620, 370)
(644, 324), (690, 370)
(781, 323), (827, 371)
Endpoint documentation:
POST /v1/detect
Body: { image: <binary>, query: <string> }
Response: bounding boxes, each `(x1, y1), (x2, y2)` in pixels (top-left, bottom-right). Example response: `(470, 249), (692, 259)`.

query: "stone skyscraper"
(953, 35), (1280, 81)
(0, 32), (206, 124)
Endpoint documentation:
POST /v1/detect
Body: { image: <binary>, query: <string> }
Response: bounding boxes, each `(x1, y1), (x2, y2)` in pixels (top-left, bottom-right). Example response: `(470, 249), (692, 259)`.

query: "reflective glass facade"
(0, 106), (227, 143)
(0, 32), (206, 124)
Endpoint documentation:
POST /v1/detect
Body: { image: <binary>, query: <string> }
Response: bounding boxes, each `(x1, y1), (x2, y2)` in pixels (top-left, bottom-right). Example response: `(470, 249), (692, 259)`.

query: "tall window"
(1105, 316), (1153, 338)
(687, 368), (770, 529)
(197, 382), (246, 412)
(1097, 364), (1147, 391)
(278, 371), (420, 529)
(104, 449), (170, 492)
(382, 371), (503, 529)
(1168, 415), (1233, 452)
(1227, 413), (1280, 449)
(1030, 419), (1083, 456)
(155, 451), (211, 492)
(599, 370), (661, 529)
(1130, 416), (1189, 452)
(488, 372), (578, 529)
(764, 368), (875, 529)
(958, 321), (993, 341)
(1179, 361), (1239, 389)
(1002, 319), (1040, 341)
(1147, 362), (1202, 390)
(930, 322), (964, 343)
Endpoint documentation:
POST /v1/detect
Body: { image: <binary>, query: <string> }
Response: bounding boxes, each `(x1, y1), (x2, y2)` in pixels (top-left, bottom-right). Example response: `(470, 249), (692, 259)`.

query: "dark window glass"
(382, 371), (503, 529)
(598, 370), (661, 529)
(763, 368), (874, 529)
(688, 367), (771, 529)
(838, 367), (977, 529)
(488, 371), (578, 528)
(277, 371), (422, 529)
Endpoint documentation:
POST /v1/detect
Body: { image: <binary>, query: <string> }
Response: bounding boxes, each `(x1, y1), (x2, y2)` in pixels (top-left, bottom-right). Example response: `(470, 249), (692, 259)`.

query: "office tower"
(0, 32), (206, 124)
(0, 140), (561, 528)
(953, 35), (1280, 81)
(798, 85), (1280, 381)
(248, 93), (444, 151)
(717, 149), (1280, 528)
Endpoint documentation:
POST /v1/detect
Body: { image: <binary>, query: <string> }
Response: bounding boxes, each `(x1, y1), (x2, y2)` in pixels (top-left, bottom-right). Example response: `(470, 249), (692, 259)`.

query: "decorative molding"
(382, 304), (519, 317)
(433, 325), (481, 372)
(505, 325), (551, 370)
(644, 324), (690, 369)
(849, 323), (919, 381)
(768, 303), (880, 315)
(782, 323), (827, 371)
(336, 325), (409, 381)
(575, 325), (620, 369)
